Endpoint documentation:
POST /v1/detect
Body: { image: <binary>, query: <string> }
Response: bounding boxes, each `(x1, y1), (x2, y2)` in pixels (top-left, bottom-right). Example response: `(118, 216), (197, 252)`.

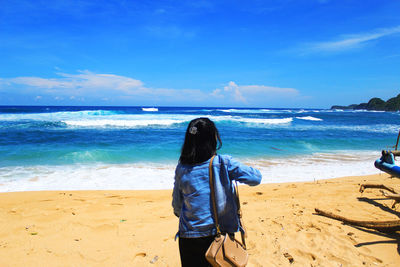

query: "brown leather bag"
(205, 155), (248, 267)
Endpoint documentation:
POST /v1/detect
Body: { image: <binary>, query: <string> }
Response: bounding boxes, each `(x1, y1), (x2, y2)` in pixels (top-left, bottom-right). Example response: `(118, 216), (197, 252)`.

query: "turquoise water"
(0, 106), (399, 191)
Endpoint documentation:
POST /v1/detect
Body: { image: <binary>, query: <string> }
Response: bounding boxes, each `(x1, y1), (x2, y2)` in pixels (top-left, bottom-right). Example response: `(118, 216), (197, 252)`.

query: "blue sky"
(0, 0), (399, 108)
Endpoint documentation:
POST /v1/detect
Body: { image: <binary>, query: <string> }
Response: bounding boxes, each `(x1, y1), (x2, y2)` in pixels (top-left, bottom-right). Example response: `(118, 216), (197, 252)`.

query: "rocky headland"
(331, 93), (400, 111)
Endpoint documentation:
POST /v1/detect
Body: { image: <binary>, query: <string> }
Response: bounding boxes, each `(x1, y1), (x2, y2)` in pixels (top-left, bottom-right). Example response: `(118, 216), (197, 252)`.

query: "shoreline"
(0, 150), (382, 192)
(1, 173), (399, 266)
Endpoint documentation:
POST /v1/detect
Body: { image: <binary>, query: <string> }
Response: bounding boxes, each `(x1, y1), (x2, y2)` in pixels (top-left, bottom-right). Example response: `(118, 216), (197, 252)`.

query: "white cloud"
(306, 25), (400, 52)
(2, 72), (300, 106)
(2, 70), (207, 104)
(9, 70), (144, 94)
(223, 81), (246, 102)
(11, 76), (71, 89)
(213, 81), (299, 104)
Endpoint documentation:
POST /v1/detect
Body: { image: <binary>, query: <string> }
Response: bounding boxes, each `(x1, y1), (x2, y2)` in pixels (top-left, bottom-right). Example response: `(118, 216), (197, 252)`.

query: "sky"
(0, 0), (399, 108)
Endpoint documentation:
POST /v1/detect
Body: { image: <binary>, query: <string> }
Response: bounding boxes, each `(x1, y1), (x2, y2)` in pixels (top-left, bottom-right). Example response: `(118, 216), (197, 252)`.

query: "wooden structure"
(315, 131), (400, 231)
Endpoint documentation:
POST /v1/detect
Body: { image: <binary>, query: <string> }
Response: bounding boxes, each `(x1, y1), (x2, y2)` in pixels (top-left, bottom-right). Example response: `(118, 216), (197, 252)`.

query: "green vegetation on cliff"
(331, 93), (400, 111)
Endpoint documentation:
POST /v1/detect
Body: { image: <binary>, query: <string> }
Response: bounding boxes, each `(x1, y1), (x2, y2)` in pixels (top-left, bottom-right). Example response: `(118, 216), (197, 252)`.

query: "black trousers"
(179, 236), (215, 267)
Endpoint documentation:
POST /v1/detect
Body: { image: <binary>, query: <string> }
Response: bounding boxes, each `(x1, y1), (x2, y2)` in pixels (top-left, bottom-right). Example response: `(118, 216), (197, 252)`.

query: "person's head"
(179, 117), (222, 165)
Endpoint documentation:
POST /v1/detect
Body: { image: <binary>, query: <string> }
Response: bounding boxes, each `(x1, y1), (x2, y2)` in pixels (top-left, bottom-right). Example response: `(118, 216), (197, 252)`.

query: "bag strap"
(208, 155), (247, 249)
(234, 181), (247, 248)
(208, 155), (221, 235)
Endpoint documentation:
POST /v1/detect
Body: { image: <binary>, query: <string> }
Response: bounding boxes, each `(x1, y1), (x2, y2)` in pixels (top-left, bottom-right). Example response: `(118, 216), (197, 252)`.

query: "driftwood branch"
(380, 190), (400, 208)
(359, 184), (398, 194)
(314, 208), (400, 230)
(380, 191), (400, 201)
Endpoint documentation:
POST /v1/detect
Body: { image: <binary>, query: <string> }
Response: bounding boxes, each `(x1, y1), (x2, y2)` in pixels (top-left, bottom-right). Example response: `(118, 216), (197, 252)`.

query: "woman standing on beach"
(172, 118), (262, 267)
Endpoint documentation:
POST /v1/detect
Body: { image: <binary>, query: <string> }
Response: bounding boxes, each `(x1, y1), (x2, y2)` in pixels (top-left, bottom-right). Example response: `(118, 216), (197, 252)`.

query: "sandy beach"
(0, 173), (399, 267)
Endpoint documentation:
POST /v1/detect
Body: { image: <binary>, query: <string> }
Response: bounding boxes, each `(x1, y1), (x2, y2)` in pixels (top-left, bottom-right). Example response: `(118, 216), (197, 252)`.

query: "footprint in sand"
(9, 208), (18, 214)
(135, 252), (146, 258)
(327, 253), (349, 266)
(283, 252), (294, 263)
(307, 222), (321, 231)
(296, 250), (316, 261)
(105, 195), (121, 198)
(317, 220), (332, 226)
(132, 252), (148, 265)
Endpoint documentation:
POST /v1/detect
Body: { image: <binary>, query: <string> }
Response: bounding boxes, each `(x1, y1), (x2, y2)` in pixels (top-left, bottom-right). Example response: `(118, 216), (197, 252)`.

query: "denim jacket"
(172, 154), (262, 238)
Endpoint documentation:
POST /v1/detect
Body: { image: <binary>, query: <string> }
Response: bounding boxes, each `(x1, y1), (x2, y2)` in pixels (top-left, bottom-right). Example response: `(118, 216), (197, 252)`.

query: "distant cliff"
(331, 93), (400, 111)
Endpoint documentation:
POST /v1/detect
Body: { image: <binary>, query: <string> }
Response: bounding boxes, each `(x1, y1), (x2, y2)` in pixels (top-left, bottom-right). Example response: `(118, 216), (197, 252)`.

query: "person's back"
(172, 118), (262, 267)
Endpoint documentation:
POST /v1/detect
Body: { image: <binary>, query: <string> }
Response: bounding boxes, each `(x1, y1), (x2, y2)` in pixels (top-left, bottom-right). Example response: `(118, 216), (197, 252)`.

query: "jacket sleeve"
(172, 166), (183, 217)
(226, 156), (262, 186)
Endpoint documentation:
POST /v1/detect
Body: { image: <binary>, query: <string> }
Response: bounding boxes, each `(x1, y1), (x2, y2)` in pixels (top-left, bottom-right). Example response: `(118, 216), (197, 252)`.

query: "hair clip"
(189, 126), (198, 135)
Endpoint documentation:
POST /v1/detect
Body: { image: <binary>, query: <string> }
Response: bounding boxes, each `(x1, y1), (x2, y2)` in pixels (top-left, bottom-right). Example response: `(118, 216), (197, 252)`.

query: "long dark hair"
(179, 118), (222, 165)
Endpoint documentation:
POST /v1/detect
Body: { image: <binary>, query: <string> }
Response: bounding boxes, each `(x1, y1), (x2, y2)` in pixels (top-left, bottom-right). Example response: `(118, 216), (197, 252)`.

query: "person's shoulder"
(217, 154), (234, 164)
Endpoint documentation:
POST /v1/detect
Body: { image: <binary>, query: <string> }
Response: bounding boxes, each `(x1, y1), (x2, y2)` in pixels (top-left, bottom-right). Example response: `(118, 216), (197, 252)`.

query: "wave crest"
(63, 119), (184, 127)
(296, 116), (323, 121)
(235, 117), (293, 124)
(142, 108), (158, 112)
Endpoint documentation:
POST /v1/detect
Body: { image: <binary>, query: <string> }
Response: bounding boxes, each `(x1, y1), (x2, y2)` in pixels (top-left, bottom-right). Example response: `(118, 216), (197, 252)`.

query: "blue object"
(375, 151), (400, 178)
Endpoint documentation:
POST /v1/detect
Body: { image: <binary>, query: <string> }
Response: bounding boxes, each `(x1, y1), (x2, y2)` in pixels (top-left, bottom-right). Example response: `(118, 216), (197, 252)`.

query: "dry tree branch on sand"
(314, 183), (400, 231)
(380, 190), (400, 208)
(314, 208), (400, 231)
(359, 183), (400, 208)
(359, 184), (398, 194)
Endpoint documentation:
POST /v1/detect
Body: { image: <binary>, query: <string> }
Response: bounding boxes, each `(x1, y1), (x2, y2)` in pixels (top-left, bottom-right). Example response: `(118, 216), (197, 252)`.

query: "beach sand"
(0, 173), (399, 266)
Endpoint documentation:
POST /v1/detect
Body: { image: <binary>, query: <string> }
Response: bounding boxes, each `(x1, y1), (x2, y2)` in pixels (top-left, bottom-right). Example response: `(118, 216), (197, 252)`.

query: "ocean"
(0, 106), (399, 192)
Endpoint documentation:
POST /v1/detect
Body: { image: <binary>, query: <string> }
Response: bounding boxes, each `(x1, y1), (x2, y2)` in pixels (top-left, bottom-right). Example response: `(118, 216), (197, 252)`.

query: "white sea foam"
(0, 163), (176, 192)
(0, 111), (197, 128)
(0, 150), (387, 192)
(142, 107), (158, 112)
(0, 110), (398, 133)
(219, 109), (275, 114)
(295, 116), (323, 121)
(234, 117), (293, 124)
(245, 150), (383, 184)
(64, 115), (294, 128)
(292, 124), (399, 134)
(0, 110), (120, 121)
(63, 119), (184, 127)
